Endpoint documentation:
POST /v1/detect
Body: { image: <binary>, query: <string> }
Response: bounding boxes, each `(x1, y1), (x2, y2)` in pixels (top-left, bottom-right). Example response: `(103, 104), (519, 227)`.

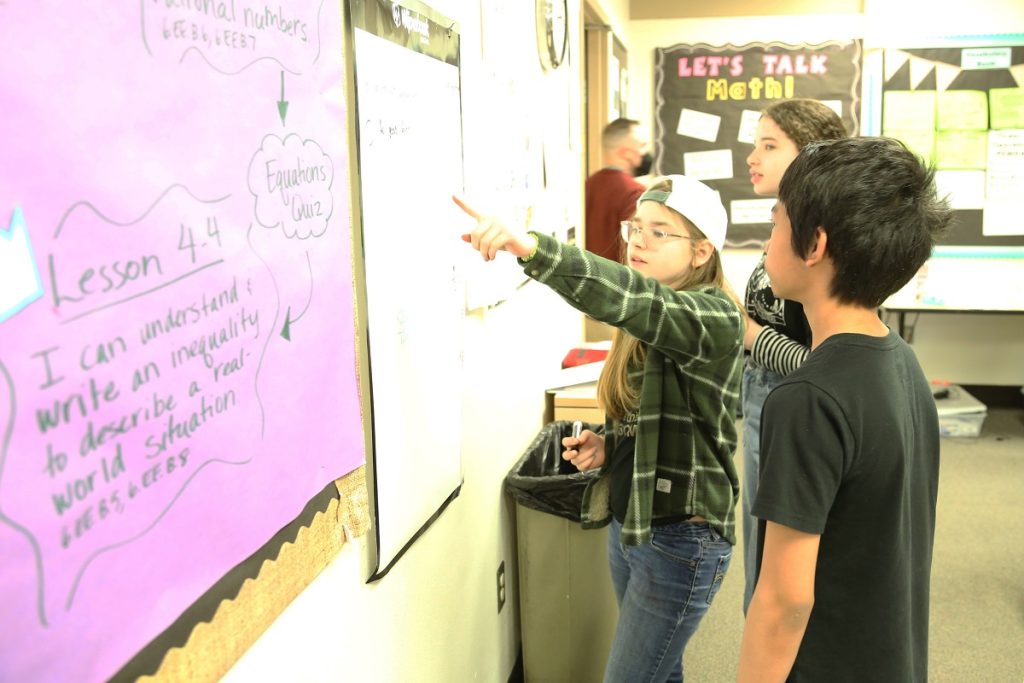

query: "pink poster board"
(0, 2), (364, 681)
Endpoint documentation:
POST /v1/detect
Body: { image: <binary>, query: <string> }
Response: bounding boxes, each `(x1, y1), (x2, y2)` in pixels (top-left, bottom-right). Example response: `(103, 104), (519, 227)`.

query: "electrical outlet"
(496, 561), (506, 613)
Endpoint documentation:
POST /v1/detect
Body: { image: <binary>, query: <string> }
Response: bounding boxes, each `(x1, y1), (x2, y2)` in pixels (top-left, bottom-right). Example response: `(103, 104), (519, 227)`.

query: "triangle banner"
(910, 56), (936, 90)
(935, 62), (961, 92)
(885, 49), (911, 81)
(1011, 63), (1024, 88)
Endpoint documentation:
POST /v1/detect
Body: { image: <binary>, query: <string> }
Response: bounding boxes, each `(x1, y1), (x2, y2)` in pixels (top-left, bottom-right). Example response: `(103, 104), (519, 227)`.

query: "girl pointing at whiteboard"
(455, 176), (743, 683)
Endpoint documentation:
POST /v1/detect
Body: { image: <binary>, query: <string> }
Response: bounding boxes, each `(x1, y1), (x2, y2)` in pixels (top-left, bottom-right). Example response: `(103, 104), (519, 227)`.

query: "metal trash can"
(506, 421), (618, 683)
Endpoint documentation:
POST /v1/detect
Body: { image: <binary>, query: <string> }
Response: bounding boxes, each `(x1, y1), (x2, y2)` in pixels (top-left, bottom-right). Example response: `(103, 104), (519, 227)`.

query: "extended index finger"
(452, 195), (481, 220)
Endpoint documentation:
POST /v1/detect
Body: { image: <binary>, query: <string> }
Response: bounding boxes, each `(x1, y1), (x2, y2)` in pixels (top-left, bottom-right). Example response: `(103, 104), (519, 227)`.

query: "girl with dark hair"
(739, 99), (848, 612)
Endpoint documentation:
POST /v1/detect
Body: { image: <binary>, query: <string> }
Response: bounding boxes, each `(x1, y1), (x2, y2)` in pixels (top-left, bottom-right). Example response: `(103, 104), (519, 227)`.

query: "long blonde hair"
(597, 178), (729, 420)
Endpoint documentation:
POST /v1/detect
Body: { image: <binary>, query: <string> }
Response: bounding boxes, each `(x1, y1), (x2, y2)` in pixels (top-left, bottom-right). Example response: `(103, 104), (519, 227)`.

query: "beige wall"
(594, 0), (632, 36)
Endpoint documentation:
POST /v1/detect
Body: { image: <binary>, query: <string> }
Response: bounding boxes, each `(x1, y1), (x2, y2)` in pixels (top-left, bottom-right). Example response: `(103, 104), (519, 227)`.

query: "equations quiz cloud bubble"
(247, 133), (334, 240)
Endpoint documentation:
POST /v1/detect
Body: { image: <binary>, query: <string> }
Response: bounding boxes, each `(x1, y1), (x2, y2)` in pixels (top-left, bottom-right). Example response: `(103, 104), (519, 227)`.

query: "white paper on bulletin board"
(350, 0), (465, 579)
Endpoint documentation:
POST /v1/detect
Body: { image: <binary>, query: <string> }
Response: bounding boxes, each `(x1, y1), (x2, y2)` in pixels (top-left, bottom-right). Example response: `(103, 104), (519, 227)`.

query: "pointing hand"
(453, 196), (538, 261)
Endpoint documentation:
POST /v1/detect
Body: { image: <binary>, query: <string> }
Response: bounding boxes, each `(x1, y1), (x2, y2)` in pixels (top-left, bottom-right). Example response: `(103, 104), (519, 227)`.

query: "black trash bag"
(505, 420), (602, 522)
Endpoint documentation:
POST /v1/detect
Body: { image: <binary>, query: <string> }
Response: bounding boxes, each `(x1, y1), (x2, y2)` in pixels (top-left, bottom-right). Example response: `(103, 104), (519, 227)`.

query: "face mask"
(634, 152), (653, 177)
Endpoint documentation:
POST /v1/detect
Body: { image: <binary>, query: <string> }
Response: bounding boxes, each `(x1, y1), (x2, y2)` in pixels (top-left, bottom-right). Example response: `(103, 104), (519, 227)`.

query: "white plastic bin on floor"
(935, 384), (987, 437)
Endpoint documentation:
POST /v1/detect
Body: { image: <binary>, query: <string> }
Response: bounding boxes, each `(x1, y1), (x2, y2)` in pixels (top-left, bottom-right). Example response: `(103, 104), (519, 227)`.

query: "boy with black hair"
(736, 137), (953, 683)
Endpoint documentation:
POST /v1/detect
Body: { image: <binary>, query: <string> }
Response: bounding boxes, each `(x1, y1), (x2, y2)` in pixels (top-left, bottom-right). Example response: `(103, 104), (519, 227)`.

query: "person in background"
(585, 118), (648, 262)
(739, 99), (848, 612)
(455, 175), (743, 683)
(736, 137), (952, 682)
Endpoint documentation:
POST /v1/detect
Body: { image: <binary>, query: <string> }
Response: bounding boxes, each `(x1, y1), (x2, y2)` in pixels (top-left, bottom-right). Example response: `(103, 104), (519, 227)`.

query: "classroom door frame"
(582, 1), (629, 177)
(582, 1), (629, 343)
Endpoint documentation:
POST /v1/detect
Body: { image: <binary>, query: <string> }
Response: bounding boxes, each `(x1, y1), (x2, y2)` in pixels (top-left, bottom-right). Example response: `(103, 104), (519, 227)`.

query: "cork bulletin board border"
(109, 467), (369, 683)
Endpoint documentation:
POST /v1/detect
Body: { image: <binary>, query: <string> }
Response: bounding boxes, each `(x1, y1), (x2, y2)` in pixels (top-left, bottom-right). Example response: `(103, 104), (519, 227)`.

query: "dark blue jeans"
(604, 518), (732, 683)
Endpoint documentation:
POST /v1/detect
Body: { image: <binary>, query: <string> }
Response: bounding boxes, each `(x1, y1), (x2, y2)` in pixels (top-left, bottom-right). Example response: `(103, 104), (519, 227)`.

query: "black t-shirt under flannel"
(608, 409), (638, 523)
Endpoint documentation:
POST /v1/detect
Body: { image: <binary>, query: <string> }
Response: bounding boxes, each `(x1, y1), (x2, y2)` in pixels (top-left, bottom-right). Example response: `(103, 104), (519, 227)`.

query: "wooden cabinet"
(551, 382), (602, 424)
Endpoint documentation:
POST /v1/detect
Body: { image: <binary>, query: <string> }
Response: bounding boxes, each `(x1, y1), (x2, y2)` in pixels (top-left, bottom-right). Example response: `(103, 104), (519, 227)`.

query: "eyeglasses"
(620, 220), (694, 247)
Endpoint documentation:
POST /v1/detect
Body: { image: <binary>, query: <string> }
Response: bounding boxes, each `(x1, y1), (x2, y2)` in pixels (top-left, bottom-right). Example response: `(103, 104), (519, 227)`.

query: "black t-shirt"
(745, 254), (811, 347)
(608, 407), (691, 526)
(608, 408), (638, 523)
(753, 330), (939, 683)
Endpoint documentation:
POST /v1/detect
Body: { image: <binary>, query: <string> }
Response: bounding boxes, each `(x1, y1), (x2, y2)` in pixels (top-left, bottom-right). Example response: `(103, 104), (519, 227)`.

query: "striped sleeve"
(749, 326), (809, 376)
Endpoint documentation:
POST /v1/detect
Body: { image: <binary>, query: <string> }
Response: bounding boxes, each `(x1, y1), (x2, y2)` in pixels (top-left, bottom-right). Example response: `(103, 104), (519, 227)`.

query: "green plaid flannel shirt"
(521, 233), (743, 545)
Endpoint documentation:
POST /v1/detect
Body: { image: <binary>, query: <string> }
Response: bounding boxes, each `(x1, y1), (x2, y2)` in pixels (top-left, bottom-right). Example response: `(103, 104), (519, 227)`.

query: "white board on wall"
(349, 0), (465, 579)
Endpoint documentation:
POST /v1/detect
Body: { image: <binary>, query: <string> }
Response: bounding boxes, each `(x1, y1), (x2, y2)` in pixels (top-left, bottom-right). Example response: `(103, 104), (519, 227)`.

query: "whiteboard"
(350, 0), (465, 579)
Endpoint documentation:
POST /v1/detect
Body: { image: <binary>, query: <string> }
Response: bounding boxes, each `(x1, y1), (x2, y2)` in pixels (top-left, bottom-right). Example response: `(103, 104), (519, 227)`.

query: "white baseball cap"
(637, 175), (728, 250)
